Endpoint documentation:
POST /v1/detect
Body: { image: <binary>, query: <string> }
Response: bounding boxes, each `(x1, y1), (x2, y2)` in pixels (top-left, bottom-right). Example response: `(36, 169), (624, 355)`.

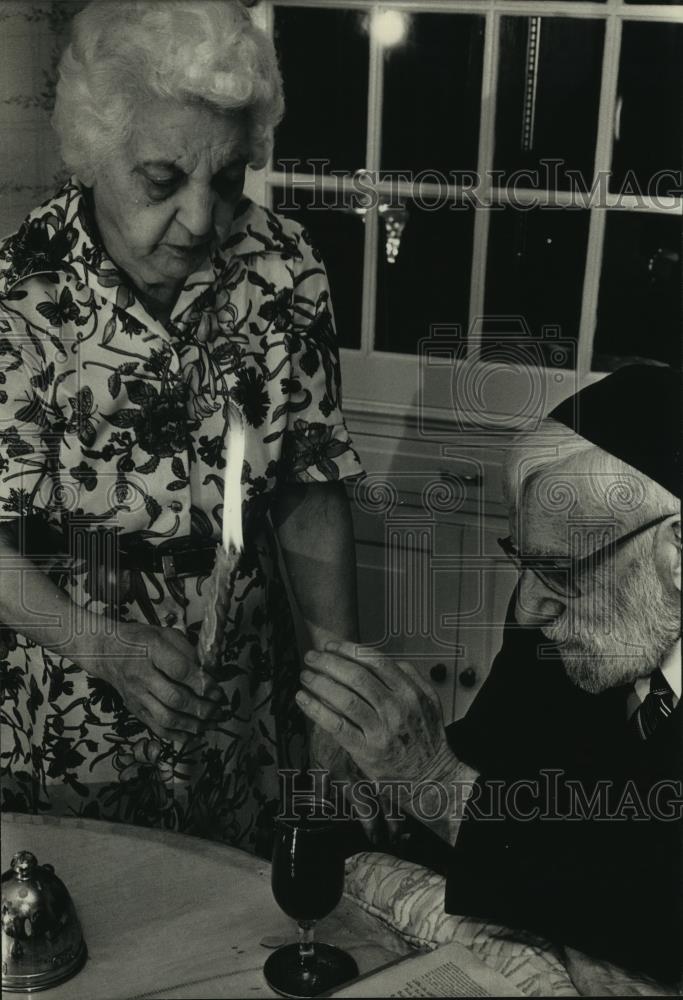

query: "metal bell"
(1, 850), (87, 993)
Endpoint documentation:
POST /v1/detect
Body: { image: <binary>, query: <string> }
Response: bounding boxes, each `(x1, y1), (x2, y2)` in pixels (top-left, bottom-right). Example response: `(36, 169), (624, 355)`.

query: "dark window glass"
(610, 22), (683, 198)
(381, 13), (484, 177)
(274, 187), (364, 351)
(483, 207), (591, 368)
(592, 212), (681, 372)
(495, 17), (604, 190)
(374, 202), (474, 355)
(273, 8), (369, 175)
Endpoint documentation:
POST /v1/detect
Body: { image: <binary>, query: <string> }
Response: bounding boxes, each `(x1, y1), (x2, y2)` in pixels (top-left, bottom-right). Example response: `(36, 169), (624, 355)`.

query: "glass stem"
(298, 920), (316, 968)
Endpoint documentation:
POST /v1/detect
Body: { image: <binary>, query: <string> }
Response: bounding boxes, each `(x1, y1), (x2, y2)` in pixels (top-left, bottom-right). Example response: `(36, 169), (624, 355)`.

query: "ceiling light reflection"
(369, 9), (409, 49)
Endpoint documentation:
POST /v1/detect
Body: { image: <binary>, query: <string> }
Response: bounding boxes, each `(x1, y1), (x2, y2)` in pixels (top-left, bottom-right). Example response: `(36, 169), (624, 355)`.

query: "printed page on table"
(329, 939), (525, 998)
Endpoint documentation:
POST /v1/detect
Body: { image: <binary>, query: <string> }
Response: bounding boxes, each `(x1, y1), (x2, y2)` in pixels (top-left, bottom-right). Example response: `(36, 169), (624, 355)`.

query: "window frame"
(246, 0), (683, 426)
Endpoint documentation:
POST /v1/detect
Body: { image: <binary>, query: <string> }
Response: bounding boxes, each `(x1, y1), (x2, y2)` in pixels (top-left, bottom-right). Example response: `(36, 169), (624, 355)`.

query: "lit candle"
(198, 408), (245, 678)
(174, 410), (245, 788)
(221, 412), (245, 552)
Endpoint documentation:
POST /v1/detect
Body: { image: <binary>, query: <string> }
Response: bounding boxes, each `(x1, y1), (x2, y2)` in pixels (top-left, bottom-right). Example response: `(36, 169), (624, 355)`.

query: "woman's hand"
(0, 531), (225, 743)
(91, 622), (226, 742)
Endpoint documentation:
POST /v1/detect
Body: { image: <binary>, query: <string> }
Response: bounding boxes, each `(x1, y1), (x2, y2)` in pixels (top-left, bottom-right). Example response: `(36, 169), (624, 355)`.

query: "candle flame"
(222, 409), (245, 552)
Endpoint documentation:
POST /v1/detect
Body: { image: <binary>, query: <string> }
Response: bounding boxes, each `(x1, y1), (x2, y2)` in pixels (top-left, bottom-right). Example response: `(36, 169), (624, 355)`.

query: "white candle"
(175, 409), (245, 789)
(222, 409), (245, 552)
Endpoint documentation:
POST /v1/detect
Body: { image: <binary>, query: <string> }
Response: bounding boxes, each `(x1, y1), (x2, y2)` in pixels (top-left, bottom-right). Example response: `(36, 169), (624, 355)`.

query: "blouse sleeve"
(280, 226), (364, 485)
(0, 298), (56, 524)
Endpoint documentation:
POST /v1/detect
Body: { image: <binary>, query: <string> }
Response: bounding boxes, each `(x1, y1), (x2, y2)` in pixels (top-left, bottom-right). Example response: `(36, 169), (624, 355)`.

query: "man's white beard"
(543, 557), (680, 695)
(557, 637), (660, 694)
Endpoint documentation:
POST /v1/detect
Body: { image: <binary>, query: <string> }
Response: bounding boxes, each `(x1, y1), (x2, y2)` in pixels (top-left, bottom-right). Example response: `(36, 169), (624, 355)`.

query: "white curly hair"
(52, 0), (283, 180)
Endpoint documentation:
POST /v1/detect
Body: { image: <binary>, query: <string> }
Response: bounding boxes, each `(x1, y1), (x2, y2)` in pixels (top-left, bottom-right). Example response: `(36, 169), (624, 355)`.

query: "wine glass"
(264, 794), (359, 998)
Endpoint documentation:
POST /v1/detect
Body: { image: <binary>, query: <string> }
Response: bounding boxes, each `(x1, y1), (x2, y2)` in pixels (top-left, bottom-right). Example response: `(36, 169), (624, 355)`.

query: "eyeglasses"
(497, 512), (676, 599)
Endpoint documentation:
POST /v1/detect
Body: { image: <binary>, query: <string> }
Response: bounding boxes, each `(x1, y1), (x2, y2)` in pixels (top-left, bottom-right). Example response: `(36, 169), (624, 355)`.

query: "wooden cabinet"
(352, 503), (466, 722)
(347, 411), (515, 725)
(451, 521), (519, 720)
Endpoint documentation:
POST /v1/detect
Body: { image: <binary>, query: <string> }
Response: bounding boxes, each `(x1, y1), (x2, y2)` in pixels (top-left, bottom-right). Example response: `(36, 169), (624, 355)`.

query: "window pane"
(610, 22), (683, 198)
(495, 17), (604, 190)
(381, 13), (484, 177)
(483, 207), (591, 368)
(273, 8), (368, 175)
(274, 187), (364, 351)
(374, 202), (474, 355)
(592, 212), (681, 372)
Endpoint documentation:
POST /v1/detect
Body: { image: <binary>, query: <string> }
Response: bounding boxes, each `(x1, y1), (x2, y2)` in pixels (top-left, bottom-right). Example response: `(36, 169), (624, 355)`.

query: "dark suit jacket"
(444, 599), (683, 984)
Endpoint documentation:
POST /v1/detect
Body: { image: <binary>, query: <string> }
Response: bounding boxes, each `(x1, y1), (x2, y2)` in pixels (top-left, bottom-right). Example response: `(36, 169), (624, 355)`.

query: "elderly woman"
(0, 0), (361, 850)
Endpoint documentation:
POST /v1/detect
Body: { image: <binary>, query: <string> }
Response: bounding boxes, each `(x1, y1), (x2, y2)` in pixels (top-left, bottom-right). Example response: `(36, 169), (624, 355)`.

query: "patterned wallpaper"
(0, 1), (85, 238)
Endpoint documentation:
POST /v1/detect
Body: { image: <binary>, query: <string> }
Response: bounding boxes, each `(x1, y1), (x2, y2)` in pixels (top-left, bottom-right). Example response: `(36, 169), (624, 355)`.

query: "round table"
(1, 813), (406, 1000)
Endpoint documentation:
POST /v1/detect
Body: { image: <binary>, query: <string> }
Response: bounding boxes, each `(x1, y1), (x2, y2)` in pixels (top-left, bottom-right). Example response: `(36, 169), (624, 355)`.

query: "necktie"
(630, 668), (676, 741)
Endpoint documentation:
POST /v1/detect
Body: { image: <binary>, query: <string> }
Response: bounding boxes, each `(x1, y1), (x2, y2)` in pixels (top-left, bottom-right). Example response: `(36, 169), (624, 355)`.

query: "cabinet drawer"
(350, 433), (507, 520)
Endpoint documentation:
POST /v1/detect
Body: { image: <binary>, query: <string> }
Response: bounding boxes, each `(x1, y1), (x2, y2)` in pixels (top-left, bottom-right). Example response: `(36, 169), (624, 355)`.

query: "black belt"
(6, 517), (219, 582)
(119, 542), (218, 580)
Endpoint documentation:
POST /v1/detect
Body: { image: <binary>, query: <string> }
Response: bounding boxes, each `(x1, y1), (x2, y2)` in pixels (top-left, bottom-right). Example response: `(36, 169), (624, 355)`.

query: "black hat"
(549, 365), (681, 499)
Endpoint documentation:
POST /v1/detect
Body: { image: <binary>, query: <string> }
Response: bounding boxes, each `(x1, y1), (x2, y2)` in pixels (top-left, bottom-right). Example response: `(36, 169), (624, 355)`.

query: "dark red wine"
(271, 815), (345, 922)
(265, 797), (359, 997)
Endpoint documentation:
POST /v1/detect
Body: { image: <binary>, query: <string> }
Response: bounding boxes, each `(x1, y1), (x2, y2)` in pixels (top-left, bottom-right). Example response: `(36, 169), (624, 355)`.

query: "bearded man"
(296, 365), (682, 984)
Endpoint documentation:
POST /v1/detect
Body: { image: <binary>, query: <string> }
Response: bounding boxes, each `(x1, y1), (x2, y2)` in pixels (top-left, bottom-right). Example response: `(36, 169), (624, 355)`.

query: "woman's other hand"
(92, 623), (225, 742)
(0, 529), (226, 743)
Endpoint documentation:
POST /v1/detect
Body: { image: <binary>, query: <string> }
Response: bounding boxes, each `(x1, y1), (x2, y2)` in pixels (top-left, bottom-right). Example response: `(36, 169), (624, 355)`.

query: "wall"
(0, 1), (84, 238)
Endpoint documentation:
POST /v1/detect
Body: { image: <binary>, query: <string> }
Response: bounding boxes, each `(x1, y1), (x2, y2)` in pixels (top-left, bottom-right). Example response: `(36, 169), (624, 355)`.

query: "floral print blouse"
(0, 178), (363, 848)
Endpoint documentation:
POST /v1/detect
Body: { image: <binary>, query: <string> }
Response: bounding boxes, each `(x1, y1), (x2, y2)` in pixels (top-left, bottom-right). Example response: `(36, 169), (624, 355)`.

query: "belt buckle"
(161, 553), (177, 581)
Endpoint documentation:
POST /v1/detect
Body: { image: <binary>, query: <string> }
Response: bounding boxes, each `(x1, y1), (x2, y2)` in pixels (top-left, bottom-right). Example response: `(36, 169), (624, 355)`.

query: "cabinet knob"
(439, 469), (482, 487)
(430, 662), (448, 684)
(459, 667), (478, 689)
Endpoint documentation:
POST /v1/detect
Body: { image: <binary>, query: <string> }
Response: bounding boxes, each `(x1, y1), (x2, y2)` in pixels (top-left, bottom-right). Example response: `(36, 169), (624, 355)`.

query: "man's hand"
(310, 725), (404, 846)
(297, 640), (480, 847)
(92, 623), (226, 742)
(296, 640), (451, 785)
